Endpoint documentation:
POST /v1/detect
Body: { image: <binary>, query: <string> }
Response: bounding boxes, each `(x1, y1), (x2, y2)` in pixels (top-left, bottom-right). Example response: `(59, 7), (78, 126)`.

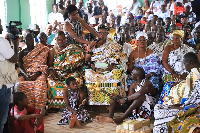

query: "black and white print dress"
(65, 19), (83, 46)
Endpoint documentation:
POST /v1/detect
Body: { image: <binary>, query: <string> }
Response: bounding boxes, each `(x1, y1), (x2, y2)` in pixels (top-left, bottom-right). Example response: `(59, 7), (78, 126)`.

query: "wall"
(6, 0), (20, 24)
(46, 0), (55, 20)
(6, 0), (149, 29)
(6, 0), (54, 29)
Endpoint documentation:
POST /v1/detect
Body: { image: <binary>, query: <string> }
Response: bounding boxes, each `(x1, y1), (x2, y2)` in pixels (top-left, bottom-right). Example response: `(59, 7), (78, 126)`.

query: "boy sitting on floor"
(96, 67), (157, 124)
(9, 92), (45, 133)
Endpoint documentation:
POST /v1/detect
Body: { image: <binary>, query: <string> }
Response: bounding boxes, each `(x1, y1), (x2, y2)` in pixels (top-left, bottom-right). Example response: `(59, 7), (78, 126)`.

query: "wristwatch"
(124, 97), (128, 103)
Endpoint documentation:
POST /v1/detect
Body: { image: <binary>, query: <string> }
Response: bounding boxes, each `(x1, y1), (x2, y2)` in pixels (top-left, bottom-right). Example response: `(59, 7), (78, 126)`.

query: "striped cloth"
(19, 44), (49, 109)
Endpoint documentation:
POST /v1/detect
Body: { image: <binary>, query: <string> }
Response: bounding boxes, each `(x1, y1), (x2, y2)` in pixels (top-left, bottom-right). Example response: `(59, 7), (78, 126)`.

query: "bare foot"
(96, 116), (114, 123)
(113, 117), (124, 125)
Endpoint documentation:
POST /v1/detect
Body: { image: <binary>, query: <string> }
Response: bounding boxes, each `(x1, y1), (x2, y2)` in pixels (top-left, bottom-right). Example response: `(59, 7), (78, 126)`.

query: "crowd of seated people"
(2, 0), (200, 132)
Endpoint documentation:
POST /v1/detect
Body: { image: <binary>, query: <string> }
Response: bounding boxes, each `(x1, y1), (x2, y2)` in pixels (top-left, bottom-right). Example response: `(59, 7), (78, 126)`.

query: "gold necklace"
(137, 47), (146, 65)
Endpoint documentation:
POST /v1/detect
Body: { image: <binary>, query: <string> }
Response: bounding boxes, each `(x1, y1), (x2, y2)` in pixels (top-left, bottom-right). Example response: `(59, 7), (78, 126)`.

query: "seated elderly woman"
(159, 30), (195, 104)
(154, 53), (200, 133)
(127, 32), (163, 99)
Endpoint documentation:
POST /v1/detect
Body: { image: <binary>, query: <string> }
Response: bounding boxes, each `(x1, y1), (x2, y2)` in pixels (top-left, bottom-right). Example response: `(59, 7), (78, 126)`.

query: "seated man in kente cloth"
(96, 67), (157, 124)
(85, 24), (127, 105)
(47, 31), (85, 110)
(18, 33), (49, 109)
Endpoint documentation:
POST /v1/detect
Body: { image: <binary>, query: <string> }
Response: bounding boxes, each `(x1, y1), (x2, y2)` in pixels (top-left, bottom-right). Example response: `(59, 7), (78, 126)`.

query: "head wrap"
(66, 5), (77, 14)
(98, 24), (110, 31)
(171, 30), (184, 39)
(136, 31), (148, 40)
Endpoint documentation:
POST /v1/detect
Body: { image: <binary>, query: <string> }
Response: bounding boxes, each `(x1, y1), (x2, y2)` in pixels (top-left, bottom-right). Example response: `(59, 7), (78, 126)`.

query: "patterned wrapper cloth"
(19, 44), (49, 109)
(85, 36), (127, 105)
(47, 44), (85, 108)
(160, 44), (195, 104)
(154, 79), (200, 133)
(163, 68), (200, 105)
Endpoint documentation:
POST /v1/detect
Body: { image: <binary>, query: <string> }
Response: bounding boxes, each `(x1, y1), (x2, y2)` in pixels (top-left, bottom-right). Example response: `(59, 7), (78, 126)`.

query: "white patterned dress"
(162, 44), (195, 78)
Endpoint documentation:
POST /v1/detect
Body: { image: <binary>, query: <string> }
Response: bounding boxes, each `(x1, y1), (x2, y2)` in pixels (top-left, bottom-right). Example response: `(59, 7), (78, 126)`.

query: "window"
(0, 0), (7, 36)
(29, 0), (47, 30)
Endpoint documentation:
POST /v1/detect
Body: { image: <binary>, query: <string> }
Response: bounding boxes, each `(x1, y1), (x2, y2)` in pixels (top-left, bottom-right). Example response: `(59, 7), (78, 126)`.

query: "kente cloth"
(85, 36), (127, 105)
(65, 19), (83, 45)
(9, 106), (44, 133)
(108, 28), (116, 37)
(167, 103), (200, 133)
(129, 79), (156, 119)
(163, 68), (200, 105)
(153, 79), (200, 133)
(147, 39), (172, 61)
(159, 81), (177, 104)
(19, 44), (49, 109)
(163, 74), (178, 84)
(127, 52), (163, 90)
(57, 89), (92, 125)
(162, 44), (195, 82)
(47, 44), (85, 108)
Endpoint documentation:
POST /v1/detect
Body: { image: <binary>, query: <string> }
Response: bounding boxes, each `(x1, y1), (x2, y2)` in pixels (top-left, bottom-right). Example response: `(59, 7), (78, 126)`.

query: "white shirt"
(128, 1), (141, 15)
(0, 37), (14, 61)
(150, 1), (163, 15)
(48, 12), (64, 24)
(170, 2), (175, 12)
(0, 37), (15, 88)
(121, 15), (128, 25)
(157, 9), (170, 21)
(85, 11), (93, 22)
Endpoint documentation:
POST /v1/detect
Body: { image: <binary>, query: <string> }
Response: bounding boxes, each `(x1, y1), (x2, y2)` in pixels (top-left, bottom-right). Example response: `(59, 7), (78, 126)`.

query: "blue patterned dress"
(127, 53), (163, 90)
(58, 89), (92, 125)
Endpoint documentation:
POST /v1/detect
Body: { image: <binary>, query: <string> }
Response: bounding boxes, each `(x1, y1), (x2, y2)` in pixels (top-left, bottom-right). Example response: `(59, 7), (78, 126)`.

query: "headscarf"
(98, 24), (110, 31)
(136, 31), (148, 40)
(171, 30), (184, 39)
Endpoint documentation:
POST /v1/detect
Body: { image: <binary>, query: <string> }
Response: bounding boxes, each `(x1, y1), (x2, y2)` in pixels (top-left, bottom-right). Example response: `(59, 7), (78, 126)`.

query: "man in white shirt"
(85, 2), (93, 21)
(0, 19), (18, 133)
(150, 0), (163, 16)
(128, 0), (142, 15)
(48, 4), (64, 24)
(157, 4), (170, 22)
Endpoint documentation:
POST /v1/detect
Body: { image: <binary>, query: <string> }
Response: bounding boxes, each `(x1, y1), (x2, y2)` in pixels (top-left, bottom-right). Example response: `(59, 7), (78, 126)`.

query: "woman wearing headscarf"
(127, 32), (163, 100)
(159, 30), (195, 104)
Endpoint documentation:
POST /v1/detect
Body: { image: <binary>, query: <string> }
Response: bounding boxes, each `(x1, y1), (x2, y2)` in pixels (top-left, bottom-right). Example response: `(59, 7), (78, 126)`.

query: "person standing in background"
(48, 4), (64, 24)
(0, 19), (19, 133)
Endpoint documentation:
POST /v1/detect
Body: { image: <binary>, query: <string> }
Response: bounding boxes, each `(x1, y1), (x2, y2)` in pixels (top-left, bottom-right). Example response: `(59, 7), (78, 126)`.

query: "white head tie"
(136, 31), (148, 40)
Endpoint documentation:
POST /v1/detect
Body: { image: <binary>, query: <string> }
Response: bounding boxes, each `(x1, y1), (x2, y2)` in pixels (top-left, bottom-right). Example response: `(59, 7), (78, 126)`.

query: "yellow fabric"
(164, 68), (200, 105)
(108, 28), (116, 37)
(171, 30), (184, 39)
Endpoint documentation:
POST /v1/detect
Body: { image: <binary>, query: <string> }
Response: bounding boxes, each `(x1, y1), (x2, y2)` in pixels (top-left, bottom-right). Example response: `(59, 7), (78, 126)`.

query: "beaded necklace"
(137, 47), (147, 65)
